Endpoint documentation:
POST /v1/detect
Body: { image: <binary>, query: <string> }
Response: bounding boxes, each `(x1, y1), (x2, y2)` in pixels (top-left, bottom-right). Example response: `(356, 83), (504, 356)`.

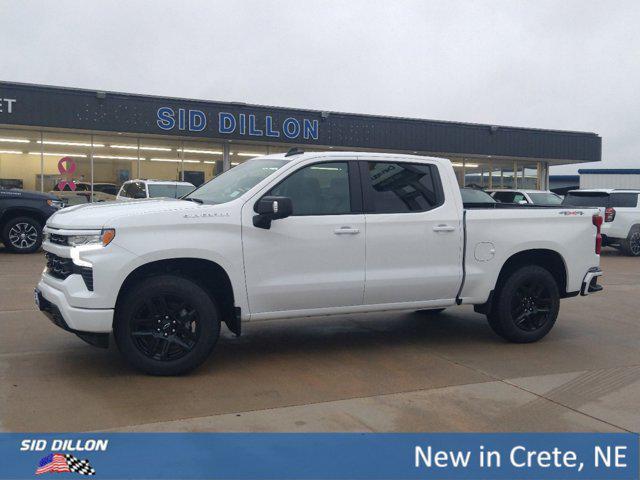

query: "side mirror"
(253, 196), (293, 229)
(133, 192), (146, 199)
(518, 200), (528, 205)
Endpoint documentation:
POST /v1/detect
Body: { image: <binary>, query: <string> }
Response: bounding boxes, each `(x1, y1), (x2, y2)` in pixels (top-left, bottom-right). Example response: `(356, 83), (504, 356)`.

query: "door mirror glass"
(253, 196), (293, 229)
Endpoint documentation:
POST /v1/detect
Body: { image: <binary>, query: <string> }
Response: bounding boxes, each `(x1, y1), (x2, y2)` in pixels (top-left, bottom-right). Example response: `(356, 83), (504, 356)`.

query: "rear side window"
(492, 191), (526, 203)
(610, 193), (638, 207)
(562, 192), (638, 208)
(363, 162), (443, 213)
(492, 191), (517, 203)
(562, 193), (609, 207)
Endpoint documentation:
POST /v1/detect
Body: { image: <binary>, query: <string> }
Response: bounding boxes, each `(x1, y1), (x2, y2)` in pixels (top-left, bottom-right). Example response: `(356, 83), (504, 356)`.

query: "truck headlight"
(68, 229), (116, 247)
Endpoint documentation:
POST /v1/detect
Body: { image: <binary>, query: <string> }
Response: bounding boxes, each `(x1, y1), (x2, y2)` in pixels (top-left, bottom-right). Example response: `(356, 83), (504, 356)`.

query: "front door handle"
(433, 224), (456, 232)
(334, 226), (360, 235)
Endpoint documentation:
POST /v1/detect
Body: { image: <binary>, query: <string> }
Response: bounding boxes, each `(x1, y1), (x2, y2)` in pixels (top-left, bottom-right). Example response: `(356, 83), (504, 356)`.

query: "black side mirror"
(133, 192), (146, 199)
(253, 196), (293, 229)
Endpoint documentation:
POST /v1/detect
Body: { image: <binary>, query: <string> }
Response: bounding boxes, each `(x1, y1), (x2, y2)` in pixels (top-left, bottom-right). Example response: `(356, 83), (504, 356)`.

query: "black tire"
(1, 216), (43, 253)
(486, 265), (560, 343)
(620, 226), (640, 257)
(114, 275), (221, 375)
(415, 308), (446, 315)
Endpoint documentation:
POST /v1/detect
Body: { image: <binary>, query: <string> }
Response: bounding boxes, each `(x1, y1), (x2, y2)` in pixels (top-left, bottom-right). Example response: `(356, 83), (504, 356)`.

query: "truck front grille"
(45, 252), (94, 291)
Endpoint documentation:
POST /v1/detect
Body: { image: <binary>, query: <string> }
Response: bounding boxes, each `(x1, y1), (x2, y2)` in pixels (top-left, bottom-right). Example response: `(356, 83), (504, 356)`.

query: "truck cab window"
(364, 162), (442, 213)
(269, 162), (351, 216)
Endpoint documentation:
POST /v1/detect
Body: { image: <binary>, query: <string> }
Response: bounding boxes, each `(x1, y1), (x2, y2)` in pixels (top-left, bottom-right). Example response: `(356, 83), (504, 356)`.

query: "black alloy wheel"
(487, 265), (560, 343)
(130, 294), (201, 362)
(623, 229), (640, 257)
(114, 275), (220, 375)
(510, 280), (553, 332)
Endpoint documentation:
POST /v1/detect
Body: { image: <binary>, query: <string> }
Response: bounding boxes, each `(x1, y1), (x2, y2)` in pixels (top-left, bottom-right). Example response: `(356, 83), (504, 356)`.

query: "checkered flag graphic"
(64, 454), (96, 476)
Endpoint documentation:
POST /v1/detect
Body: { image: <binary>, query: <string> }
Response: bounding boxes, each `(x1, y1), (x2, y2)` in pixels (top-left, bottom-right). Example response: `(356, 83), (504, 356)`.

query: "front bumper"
(36, 278), (113, 346)
(581, 267), (603, 296)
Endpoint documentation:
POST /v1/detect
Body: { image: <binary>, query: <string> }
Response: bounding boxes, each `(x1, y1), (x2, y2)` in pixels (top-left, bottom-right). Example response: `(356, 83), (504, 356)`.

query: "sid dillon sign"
(156, 107), (319, 141)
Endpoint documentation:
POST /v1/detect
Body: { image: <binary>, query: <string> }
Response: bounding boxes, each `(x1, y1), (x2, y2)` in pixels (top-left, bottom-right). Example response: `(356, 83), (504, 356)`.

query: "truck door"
(359, 159), (463, 305)
(242, 159), (366, 316)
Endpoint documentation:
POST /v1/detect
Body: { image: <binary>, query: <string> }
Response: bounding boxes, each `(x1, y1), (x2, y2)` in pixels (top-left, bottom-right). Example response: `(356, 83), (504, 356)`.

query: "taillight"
(605, 207), (616, 222)
(593, 214), (603, 255)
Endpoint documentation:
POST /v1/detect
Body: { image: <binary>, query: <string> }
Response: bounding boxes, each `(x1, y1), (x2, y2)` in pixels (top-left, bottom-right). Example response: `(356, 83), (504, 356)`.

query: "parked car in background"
(1, 188), (63, 253)
(116, 180), (195, 201)
(563, 189), (640, 256)
(36, 152), (603, 374)
(488, 189), (563, 206)
(51, 182), (117, 206)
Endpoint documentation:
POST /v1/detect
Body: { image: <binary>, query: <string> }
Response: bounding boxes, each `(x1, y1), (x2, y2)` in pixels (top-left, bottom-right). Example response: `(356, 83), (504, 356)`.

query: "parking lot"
(0, 248), (638, 433)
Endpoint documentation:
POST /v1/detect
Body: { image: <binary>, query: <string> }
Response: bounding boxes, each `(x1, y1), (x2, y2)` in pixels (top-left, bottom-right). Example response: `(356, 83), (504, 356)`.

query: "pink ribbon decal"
(57, 157), (77, 191)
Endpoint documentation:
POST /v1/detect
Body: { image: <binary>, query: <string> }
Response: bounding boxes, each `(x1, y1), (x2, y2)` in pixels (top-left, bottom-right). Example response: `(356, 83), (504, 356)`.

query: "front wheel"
(114, 275), (221, 375)
(486, 265), (560, 343)
(2, 216), (43, 253)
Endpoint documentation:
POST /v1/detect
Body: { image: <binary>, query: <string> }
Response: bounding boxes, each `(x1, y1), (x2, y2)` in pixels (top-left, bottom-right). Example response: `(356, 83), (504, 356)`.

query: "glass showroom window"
(449, 158), (465, 186)
(0, 127), (41, 190)
(462, 160), (487, 188)
(181, 140), (224, 187)
(42, 132), (93, 205)
(230, 144), (268, 168)
(489, 160), (516, 189)
(136, 137), (183, 182)
(516, 162), (540, 189)
(91, 134), (141, 198)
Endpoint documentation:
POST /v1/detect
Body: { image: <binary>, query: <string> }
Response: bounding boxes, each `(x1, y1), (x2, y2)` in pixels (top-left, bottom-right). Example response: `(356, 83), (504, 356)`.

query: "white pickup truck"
(36, 151), (604, 375)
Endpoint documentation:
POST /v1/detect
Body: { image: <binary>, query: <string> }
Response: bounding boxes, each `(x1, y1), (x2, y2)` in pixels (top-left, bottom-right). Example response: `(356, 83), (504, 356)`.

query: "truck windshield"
(184, 158), (289, 204)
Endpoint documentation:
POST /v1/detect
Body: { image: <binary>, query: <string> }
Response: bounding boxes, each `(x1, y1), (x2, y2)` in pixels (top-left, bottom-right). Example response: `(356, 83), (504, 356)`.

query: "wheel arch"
(496, 249), (568, 297)
(475, 248), (568, 315)
(115, 257), (240, 335)
(0, 207), (47, 227)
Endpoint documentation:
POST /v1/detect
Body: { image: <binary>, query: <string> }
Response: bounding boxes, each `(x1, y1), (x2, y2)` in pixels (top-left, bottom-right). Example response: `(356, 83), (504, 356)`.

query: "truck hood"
(47, 198), (206, 229)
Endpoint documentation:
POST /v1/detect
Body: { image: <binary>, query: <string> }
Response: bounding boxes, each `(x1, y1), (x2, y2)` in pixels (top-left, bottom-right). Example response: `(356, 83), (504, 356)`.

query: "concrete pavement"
(0, 248), (638, 432)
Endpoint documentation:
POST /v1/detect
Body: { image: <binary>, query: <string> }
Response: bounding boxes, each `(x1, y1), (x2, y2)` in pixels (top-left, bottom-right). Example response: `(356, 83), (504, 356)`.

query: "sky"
(1, 0), (638, 173)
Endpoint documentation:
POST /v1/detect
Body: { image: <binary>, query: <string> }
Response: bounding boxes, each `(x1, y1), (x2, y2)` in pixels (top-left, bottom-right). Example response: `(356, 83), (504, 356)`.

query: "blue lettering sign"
(303, 119), (319, 140)
(248, 114), (264, 136)
(265, 116), (280, 138)
(189, 110), (206, 132)
(156, 108), (319, 140)
(283, 118), (301, 139)
(156, 107), (175, 130)
(219, 112), (236, 133)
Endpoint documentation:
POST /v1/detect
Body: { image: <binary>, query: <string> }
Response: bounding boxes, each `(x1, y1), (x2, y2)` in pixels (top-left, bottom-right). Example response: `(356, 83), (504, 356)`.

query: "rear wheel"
(620, 227), (640, 257)
(114, 275), (220, 375)
(2, 216), (42, 253)
(486, 265), (560, 343)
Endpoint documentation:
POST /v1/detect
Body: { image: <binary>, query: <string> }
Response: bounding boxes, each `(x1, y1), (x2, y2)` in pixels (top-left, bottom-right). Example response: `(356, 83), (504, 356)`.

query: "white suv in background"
(488, 189), (563, 206)
(563, 189), (640, 256)
(116, 180), (195, 201)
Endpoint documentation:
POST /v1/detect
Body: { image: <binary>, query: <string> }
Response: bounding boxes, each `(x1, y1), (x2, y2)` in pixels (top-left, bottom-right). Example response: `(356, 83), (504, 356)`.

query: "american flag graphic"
(35, 453), (96, 475)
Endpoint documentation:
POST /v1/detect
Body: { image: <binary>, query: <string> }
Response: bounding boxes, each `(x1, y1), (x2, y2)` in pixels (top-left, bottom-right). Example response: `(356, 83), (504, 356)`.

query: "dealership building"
(0, 81), (601, 193)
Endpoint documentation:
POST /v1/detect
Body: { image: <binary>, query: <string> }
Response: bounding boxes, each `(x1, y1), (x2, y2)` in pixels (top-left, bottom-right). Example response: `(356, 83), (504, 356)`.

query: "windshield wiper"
(183, 197), (204, 204)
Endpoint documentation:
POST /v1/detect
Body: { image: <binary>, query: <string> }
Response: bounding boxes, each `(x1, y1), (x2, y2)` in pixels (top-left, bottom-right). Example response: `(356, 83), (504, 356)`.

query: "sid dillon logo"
(21, 439), (107, 476)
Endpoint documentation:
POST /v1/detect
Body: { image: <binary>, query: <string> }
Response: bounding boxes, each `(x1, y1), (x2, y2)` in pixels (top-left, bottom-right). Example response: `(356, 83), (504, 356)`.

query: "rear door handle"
(334, 226), (360, 235)
(433, 224), (456, 232)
